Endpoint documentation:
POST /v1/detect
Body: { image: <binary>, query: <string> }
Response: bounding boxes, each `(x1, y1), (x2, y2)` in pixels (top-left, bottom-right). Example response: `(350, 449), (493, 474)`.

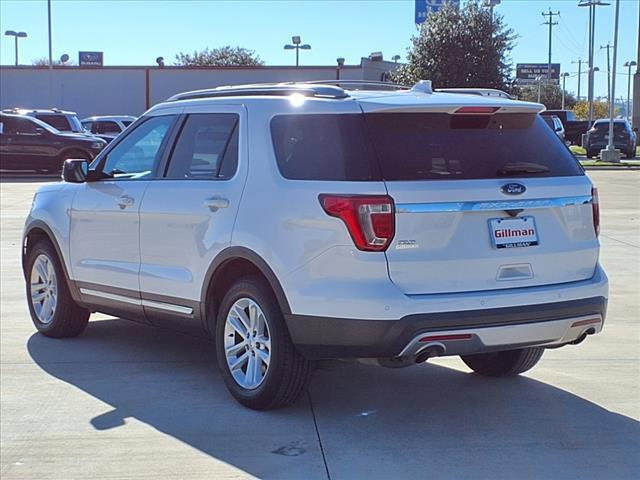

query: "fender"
(200, 246), (292, 317)
(23, 220), (83, 304)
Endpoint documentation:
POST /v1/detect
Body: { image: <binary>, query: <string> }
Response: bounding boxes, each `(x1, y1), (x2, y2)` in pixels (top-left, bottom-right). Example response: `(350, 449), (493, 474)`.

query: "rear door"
(360, 105), (598, 295)
(138, 105), (247, 330)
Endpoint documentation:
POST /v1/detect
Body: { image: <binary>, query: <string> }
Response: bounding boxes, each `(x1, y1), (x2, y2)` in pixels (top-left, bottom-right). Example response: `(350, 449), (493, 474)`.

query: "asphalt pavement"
(1, 170), (638, 480)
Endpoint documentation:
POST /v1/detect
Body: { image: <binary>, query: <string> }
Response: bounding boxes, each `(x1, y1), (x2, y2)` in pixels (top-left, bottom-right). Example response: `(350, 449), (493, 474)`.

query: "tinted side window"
(101, 115), (174, 180)
(95, 121), (121, 134)
(166, 113), (239, 180)
(270, 114), (379, 181)
(13, 117), (39, 134)
(35, 114), (70, 131)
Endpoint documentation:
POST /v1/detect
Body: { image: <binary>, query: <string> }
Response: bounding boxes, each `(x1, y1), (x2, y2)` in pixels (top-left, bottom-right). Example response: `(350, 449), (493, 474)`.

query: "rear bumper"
(286, 296), (606, 359)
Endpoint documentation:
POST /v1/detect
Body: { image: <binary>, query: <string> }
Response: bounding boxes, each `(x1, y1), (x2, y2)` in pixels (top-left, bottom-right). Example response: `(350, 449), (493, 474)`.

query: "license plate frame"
(489, 216), (539, 249)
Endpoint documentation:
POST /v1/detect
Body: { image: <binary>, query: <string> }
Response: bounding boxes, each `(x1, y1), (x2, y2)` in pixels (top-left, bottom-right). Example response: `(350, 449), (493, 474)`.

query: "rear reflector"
(571, 318), (602, 328)
(454, 106), (500, 114)
(591, 186), (600, 237)
(419, 334), (473, 342)
(319, 194), (395, 252)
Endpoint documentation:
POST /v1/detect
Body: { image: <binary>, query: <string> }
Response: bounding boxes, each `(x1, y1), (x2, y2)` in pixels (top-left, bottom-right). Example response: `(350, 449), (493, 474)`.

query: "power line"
(542, 9), (560, 80)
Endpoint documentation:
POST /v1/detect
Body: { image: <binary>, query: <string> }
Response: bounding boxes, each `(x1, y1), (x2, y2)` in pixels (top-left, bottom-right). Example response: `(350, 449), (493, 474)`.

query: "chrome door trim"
(395, 195), (593, 214)
(80, 288), (141, 306)
(79, 288), (193, 314)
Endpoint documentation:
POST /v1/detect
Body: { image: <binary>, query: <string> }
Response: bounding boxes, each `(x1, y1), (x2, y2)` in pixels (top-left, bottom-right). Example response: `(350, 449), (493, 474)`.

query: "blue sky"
(0, 0), (637, 99)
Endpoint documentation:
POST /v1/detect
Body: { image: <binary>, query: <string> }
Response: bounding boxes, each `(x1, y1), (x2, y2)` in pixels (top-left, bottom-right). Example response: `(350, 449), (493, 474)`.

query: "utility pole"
(542, 9), (560, 80)
(572, 59), (584, 100)
(600, 43), (613, 105)
(602, 0), (621, 162)
(579, 0), (610, 127)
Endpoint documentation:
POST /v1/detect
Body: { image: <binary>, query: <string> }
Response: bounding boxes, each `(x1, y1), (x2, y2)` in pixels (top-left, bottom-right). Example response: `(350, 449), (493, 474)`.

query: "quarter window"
(101, 115), (175, 180)
(166, 113), (239, 180)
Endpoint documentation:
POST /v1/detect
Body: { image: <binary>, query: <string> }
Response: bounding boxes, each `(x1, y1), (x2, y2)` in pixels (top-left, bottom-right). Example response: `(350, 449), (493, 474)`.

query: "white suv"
(22, 81), (608, 410)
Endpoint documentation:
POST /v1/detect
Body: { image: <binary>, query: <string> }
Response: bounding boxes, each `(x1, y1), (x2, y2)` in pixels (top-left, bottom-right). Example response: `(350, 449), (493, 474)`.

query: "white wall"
(0, 64), (394, 118)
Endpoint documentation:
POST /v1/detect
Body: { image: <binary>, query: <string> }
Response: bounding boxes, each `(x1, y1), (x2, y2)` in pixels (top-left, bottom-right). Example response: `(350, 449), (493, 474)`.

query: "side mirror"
(62, 159), (88, 183)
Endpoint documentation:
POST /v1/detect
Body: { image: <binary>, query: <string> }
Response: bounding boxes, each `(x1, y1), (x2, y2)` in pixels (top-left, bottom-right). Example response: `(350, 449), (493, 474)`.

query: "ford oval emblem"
(500, 183), (526, 195)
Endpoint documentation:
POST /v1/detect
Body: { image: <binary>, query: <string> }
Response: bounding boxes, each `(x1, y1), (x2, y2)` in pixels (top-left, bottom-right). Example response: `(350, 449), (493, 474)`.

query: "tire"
(215, 275), (313, 410)
(626, 149), (636, 159)
(461, 347), (544, 377)
(25, 239), (90, 338)
(586, 151), (594, 159)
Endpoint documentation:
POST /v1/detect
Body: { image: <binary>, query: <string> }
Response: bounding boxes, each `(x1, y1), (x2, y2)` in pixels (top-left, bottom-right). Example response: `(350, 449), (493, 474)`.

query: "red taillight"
(591, 186), (600, 237)
(319, 194), (395, 252)
(454, 106), (500, 114)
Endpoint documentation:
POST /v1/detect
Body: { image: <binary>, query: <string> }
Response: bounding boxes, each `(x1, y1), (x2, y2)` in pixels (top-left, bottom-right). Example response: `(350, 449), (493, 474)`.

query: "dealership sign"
(79, 51), (103, 67)
(516, 63), (560, 85)
(415, 0), (460, 24)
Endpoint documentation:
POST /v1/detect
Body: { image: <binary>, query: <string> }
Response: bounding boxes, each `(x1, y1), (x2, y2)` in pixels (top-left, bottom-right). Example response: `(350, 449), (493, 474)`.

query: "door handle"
(116, 195), (135, 209)
(203, 196), (229, 212)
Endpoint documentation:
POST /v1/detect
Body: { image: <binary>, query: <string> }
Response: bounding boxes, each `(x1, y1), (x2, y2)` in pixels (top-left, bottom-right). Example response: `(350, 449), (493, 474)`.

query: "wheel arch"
(200, 247), (291, 336)
(58, 147), (92, 161)
(23, 221), (82, 303)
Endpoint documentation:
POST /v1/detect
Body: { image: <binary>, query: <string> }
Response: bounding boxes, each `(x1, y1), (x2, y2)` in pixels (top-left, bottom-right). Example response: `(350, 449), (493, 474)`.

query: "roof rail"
(297, 80), (409, 90)
(167, 83), (349, 102)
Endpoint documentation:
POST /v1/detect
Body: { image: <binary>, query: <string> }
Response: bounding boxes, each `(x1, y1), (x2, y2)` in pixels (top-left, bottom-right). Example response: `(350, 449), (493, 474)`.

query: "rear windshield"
(270, 113), (582, 181)
(593, 122), (627, 132)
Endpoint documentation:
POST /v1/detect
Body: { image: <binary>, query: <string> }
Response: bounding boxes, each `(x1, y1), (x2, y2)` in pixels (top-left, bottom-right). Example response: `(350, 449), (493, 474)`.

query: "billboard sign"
(415, 0), (460, 24)
(516, 63), (560, 85)
(79, 51), (103, 67)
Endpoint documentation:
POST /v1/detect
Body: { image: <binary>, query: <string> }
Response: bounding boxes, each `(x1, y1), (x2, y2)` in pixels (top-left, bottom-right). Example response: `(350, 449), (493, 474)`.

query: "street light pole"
(572, 59), (584, 100)
(600, 43), (613, 104)
(624, 61), (637, 120)
(4, 31), (27, 65)
(561, 72), (570, 109)
(536, 76), (542, 103)
(602, 0), (621, 162)
(283, 36), (311, 67)
(47, 0), (53, 69)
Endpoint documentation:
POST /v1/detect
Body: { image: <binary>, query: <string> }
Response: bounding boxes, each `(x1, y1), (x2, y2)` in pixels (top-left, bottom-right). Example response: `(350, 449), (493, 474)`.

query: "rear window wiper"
(497, 162), (550, 176)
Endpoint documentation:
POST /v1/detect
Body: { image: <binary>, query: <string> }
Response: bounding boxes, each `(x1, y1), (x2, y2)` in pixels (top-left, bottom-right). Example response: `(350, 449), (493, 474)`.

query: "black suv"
(0, 113), (106, 172)
(585, 119), (637, 159)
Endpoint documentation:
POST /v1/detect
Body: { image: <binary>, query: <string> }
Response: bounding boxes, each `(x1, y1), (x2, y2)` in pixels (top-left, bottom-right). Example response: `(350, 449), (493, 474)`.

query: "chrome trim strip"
(396, 195), (593, 213)
(79, 288), (193, 314)
(80, 288), (141, 306)
(142, 299), (193, 315)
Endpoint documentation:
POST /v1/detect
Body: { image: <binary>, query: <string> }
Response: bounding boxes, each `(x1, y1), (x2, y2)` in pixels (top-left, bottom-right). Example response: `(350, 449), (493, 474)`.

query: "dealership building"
(0, 57), (400, 118)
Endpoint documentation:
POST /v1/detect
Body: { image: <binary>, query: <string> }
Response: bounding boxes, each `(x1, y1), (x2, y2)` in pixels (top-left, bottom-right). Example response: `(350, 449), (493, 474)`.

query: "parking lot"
(0, 170), (638, 479)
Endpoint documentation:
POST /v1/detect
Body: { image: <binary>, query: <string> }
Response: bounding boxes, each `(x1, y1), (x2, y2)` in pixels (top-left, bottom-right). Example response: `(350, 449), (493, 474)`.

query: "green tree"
(392, 0), (516, 89)
(32, 57), (73, 67)
(517, 84), (577, 109)
(174, 46), (263, 67)
(572, 100), (611, 120)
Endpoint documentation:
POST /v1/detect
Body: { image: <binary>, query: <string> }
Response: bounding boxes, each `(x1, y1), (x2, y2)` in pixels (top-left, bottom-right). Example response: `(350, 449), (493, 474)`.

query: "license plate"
(489, 216), (539, 249)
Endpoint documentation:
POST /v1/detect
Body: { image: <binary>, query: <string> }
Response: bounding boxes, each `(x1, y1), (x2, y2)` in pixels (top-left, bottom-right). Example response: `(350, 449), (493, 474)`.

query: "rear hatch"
(589, 122), (630, 145)
(359, 95), (598, 295)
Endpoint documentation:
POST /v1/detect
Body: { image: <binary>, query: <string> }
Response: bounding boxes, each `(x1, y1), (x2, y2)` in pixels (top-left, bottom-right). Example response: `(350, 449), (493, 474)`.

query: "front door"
(70, 114), (178, 319)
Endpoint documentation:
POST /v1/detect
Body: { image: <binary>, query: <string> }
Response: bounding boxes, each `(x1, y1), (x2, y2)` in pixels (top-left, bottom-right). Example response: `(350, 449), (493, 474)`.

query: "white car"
(81, 115), (137, 142)
(22, 81), (608, 410)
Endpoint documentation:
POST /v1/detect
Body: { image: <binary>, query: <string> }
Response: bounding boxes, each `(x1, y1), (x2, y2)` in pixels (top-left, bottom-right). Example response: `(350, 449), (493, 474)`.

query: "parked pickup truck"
(541, 110), (590, 146)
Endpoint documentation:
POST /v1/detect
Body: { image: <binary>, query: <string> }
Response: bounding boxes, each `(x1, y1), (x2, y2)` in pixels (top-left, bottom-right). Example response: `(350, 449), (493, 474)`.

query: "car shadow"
(27, 317), (639, 479)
